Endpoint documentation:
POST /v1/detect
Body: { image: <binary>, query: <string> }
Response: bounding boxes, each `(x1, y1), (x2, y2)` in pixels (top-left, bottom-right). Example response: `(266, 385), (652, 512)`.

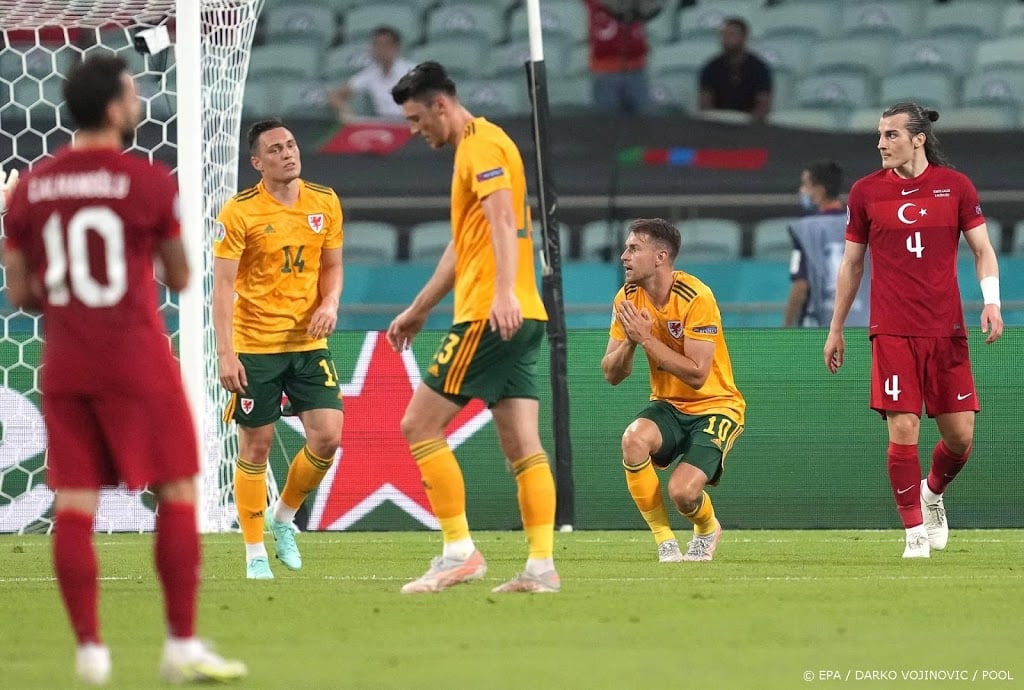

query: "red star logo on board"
(304, 331), (490, 530)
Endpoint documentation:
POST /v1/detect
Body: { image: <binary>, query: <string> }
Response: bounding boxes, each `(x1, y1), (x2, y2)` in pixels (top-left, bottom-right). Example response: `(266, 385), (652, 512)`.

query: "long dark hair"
(882, 101), (950, 167)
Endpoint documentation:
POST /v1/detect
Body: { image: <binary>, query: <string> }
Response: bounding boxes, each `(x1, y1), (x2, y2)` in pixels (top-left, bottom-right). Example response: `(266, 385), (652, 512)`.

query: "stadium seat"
(580, 220), (629, 262)
(889, 38), (976, 79)
(649, 72), (699, 113)
(488, 38), (570, 79)
(645, 3), (679, 45)
(838, 1), (923, 39)
(407, 220), (452, 262)
(677, 219), (742, 261)
(278, 80), (335, 118)
(752, 1), (837, 41)
(563, 44), (590, 77)
(1002, 3), (1024, 37)
(794, 74), (875, 109)
(676, 1), (764, 40)
(648, 37), (720, 78)
(320, 43), (373, 83)
(975, 37), (1024, 71)
(958, 218), (1003, 257)
(425, 3), (505, 44)
(409, 37), (488, 81)
(923, 1), (1002, 41)
(242, 78), (275, 119)
(533, 223), (575, 261)
(1014, 221), (1024, 256)
(343, 3), (422, 45)
(937, 106), (1019, 131)
(962, 68), (1024, 107)
(752, 217), (801, 261)
(265, 2), (338, 47)
(843, 107), (884, 133)
(749, 35), (814, 80)
(768, 108), (846, 131)
(249, 43), (322, 80)
(547, 75), (594, 115)
(341, 221), (399, 263)
(879, 72), (957, 111)
(808, 37), (891, 80)
(458, 78), (531, 117)
(508, 0), (588, 44)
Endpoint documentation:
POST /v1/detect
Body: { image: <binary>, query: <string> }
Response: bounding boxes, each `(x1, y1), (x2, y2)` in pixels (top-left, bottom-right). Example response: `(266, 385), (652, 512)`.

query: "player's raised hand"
(218, 352), (248, 394)
(981, 304), (1004, 344)
(1, 167), (20, 213)
(386, 306), (427, 351)
(824, 330), (845, 373)
(617, 301), (653, 345)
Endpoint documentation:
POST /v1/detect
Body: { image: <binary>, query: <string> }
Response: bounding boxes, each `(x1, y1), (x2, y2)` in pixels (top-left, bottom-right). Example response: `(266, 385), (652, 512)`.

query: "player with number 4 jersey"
(825, 102), (1003, 560)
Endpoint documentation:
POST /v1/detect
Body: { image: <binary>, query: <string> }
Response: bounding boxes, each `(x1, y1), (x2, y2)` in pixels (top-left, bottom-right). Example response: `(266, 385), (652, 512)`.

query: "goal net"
(0, 0), (264, 533)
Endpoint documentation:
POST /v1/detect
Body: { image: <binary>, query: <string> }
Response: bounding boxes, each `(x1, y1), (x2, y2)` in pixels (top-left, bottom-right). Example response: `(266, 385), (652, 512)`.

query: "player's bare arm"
(308, 246), (342, 339)
(385, 240), (456, 351)
(480, 188), (522, 341)
(602, 334), (637, 385)
(825, 240), (867, 373)
(644, 334), (715, 390)
(212, 256), (247, 393)
(2, 248), (43, 312)
(963, 223), (1004, 345)
(156, 237), (191, 293)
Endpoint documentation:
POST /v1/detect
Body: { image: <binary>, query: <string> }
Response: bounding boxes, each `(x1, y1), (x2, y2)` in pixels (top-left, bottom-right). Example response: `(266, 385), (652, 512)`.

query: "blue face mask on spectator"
(799, 191), (815, 212)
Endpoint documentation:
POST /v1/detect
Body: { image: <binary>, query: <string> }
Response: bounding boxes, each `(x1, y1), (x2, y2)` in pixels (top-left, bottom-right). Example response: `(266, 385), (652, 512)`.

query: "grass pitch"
(1, 530), (1022, 689)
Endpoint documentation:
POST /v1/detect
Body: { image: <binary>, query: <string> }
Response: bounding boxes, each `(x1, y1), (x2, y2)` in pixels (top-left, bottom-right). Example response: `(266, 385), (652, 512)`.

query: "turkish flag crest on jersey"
(308, 214), (324, 233)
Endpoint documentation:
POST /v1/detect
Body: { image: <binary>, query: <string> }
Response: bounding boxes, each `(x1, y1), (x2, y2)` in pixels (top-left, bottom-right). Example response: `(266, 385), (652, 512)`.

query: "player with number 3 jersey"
(824, 102), (1003, 559)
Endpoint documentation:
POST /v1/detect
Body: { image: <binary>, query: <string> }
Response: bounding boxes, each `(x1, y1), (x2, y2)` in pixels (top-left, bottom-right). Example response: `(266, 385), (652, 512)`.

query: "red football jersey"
(4, 147), (182, 394)
(846, 165), (984, 338)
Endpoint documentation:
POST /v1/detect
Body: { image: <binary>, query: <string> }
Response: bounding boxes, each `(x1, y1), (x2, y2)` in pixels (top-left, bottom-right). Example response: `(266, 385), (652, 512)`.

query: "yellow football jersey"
(214, 179), (343, 354)
(610, 271), (745, 424)
(450, 117), (547, 324)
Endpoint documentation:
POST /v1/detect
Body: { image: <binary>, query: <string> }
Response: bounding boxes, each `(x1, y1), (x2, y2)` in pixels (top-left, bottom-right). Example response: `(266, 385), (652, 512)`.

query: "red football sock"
(927, 440), (971, 495)
(53, 509), (101, 645)
(155, 502), (200, 639)
(887, 442), (922, 528)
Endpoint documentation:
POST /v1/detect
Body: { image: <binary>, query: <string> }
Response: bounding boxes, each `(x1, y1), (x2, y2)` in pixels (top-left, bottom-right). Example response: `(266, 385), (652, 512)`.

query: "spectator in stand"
(330, 26), (415, 120)
(584, 0), (664, 116)
(698, 16), (772, 122)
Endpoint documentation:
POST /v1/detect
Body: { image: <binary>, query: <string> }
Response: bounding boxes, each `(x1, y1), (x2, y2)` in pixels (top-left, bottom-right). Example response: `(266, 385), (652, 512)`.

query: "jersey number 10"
(42, 207), (127, 307)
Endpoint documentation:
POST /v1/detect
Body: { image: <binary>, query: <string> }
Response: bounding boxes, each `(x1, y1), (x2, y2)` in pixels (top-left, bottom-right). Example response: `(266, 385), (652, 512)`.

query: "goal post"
(0, 0), (264, 534)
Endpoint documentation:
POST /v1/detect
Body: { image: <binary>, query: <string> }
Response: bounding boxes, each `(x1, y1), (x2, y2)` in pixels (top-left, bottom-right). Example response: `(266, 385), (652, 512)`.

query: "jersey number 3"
(42, 207), (126, 307)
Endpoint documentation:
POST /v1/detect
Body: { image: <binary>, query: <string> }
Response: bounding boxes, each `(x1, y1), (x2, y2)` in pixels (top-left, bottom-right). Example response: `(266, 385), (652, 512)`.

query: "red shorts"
(43, 389), (199, 490)
(870, 335), (979, 418)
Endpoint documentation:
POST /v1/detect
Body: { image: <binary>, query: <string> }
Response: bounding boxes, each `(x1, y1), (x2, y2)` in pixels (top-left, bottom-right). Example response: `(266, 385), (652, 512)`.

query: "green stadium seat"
(563, 44), (590, 77)
(249, 43), (322, 80)
(341, 221), (399, 263)
(488, 38), (569, 79)
(677, 219), (742, 261)
(889, 38), (976, 78)
(580, 220), (629, 262)
(547, 75), (594, 115)
(879, 72), (957, 110)
(752, 217), (801, 261)
(794, 74), (876, 109)
(937, 106), (1019, 131)
(649, 71), (699, 113)
(838, 1), (923, 39)
(768, 108), (846, 131)
(958, 218), (1003, 257)
(1002, 3), (1024, 37)
(645, 3), (679, 45)
(843, 107), (884, 133)
(975, 37), (1024, 71)
(924, 1), (1002, 40)
(242, 78), (275, 119)
(749, 35), (814, 80)
(809, 37), (891, 80)
(265, 3), (338, 47)
(426, 3), (505, 44)
(649, 36), (720, 78)
(408, 220), (452, 262)
(962, 68), (1024, 107)
(343, 3), (422, 45)
(508, 0), (588, 44)
(676, 1), (764, 40)
(409, 37), (488, 81)
(752, 1), (837, 41)
(320, 43), (373, 82)
(278, 80), (335, 118)
(458, 78), (530, 117)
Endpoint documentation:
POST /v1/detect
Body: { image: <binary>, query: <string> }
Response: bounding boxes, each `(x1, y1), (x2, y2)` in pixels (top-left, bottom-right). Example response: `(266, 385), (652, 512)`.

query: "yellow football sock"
(682, 491), (717, 536)
(410, 439), (469, 544)
(624, 458), (676, 544)
(509, 453), (555, 560)
(234, 458), (267, 545)
(280, 445), (334, 510)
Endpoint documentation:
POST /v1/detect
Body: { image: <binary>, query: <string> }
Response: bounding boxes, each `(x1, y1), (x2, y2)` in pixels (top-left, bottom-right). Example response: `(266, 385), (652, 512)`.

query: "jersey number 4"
(42, 207), (126, 307)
